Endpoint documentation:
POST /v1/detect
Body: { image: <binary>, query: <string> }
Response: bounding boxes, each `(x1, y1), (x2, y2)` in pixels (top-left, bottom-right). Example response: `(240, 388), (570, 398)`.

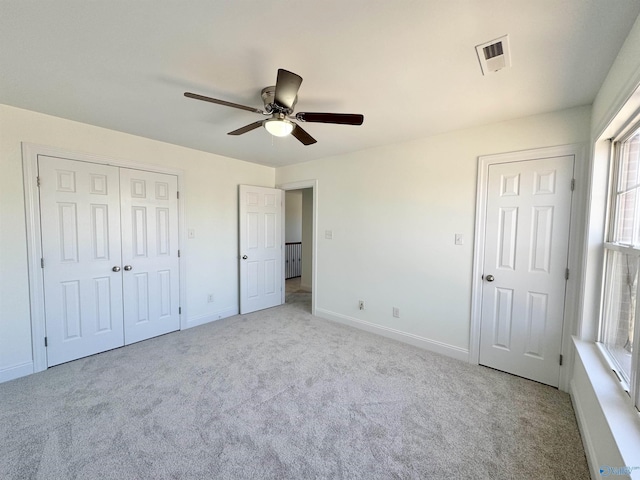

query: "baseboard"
(316, 308), (469, 362)
(184, 306), (238, 329)
(569, 379), (599, 480)
(0, 361), (34, 384)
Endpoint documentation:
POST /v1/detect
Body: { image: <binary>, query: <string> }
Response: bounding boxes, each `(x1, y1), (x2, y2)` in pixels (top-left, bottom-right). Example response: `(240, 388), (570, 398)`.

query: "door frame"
(278, 179), (318, 316)
(469, 143), (587, 392)
(22, 143), (186, 373)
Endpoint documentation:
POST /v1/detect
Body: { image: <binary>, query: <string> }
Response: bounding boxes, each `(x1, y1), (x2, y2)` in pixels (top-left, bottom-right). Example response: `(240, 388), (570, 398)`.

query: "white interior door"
(120, 169), (180, 344)
(39, 156), (125, 366)
(479, 155), (574, 387)
(239, 185), (283, 314)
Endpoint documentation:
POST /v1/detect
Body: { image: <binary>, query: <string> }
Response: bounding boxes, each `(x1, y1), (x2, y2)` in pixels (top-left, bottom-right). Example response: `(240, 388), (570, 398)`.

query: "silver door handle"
(242, 255), (248, 260)
(124, 265), (133, 271)
(485, 274), (495, 282)
(112, 266), (121, 272)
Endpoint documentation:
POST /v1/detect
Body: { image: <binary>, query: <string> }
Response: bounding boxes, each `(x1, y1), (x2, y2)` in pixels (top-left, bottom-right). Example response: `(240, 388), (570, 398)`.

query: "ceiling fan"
(184, 68), (364, 145)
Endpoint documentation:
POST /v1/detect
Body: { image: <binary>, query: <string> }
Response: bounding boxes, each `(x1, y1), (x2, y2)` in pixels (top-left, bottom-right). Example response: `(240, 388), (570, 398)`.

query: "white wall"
(276, 106), (591, 358)
(0, 104), (274, 382)
(285, 190), (303, 243)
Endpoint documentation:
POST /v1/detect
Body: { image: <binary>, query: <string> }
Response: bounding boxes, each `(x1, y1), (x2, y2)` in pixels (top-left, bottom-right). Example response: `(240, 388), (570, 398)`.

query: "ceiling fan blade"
(228, 120), (264, 136)
(295, 112), (364, 125)
(291, 123), (317, 145)
(184, 92), (265, 114)
(274, 69), (302, 110)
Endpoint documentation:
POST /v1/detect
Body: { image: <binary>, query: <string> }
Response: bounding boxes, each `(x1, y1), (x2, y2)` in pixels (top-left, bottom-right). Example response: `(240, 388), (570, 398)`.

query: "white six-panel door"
(39, 156), (125, 366)
(479, 155), (574, 387)
(120, 169), (180, 344)
(39, 156), (180, 366)
(239, 185), (283, 314)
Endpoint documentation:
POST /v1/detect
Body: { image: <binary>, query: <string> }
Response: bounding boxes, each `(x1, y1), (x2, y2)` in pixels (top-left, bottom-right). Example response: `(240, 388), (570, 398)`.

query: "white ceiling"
(2, 1), (639, 167)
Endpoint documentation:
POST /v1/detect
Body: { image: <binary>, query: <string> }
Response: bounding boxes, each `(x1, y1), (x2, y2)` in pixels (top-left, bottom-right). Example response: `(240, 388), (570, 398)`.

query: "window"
(601, 123), (640, 410)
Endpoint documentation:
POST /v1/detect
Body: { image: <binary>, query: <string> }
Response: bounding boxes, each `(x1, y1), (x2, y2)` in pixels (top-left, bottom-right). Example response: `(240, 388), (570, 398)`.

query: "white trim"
(0, 362), (34, 383)
(578, 139), (612, 342)
(470, 144), (587, 392)
(277, 179), (318, 316)
(316, 308), (469, 361)
(21, 143), (187, 374)
(572, 337), (640, 479)
(22, 143), (47, 373)
(569, 378), (600, 480)
(184, 307), (238, 329)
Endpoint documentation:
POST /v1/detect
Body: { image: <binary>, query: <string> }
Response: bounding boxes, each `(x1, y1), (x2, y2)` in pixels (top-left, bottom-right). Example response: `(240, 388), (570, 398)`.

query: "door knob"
(485, 274), (495, 282)
(242, 255), (248, 260)
(112, 266), (121, 272)
(124, 265), (133, 271)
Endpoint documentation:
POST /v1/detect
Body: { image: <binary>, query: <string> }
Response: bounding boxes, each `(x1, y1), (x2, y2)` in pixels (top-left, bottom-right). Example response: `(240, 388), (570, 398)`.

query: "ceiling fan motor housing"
(261, 86), (296, 114)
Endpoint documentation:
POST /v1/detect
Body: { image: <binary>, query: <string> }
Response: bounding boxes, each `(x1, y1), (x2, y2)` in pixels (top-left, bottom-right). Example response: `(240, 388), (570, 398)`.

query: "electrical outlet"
(207, 293), (214, 303)
(359, 300), (365, 310)
(455, 233), (463, 245)
(393, 307), (400, 318)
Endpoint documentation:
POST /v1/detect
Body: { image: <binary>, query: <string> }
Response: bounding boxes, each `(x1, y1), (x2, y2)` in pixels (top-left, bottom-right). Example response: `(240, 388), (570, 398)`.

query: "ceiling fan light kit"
(184, 68), (364, 145)
(264, 116), (294, 137)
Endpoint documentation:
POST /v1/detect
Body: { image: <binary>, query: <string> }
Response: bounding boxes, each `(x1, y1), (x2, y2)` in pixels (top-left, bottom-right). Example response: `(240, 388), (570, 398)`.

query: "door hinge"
(44, 337), (48, 347)
(565, 268), (569, 280)
(177, 191), (180, 199)
(179, 307), (182, 315)
(36, 176), (41, 187)
(41, 258), (44, 268)
(570, 178), (575, 191)
(559, 354), (563, 366)
(178, 250), (181, 258)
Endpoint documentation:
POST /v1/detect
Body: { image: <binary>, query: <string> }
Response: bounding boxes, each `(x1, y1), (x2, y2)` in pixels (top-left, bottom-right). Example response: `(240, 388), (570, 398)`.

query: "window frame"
(600, 119), (640, 411)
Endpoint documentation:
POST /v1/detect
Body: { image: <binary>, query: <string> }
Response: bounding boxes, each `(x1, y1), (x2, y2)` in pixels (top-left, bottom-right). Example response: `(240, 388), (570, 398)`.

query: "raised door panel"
(39, 156), (124, 366)
(497, 207), (518, 270)
(529, 206), (554, 273)
(492, 288), (514, 350)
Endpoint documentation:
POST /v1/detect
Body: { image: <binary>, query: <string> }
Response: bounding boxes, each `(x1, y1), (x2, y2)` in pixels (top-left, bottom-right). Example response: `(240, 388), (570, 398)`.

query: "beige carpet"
(0, 293), (589, 479)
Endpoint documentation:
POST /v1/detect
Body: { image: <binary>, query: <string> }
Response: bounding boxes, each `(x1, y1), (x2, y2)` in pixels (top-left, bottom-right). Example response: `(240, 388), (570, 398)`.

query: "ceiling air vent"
(475, 35), (511, 75)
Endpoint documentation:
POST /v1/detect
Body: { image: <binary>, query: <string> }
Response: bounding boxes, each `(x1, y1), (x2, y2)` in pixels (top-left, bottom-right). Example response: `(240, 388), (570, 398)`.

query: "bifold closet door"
(120, 168), (180, 345)
(39, 156), (125, 366)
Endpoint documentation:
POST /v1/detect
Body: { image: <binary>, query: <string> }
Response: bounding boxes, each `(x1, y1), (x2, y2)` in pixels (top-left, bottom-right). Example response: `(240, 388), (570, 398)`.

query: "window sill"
(572, 337), (640, 478)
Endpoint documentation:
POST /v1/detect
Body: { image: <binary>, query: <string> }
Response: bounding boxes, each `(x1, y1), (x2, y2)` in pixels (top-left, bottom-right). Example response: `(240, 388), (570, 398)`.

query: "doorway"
(284, 188), (313, 309)
(280, 180), (317, 315)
